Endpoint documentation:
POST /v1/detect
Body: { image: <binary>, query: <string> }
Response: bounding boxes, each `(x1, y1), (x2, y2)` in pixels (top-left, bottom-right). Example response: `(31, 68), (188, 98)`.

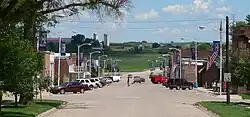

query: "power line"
(59, 18), (223, 24)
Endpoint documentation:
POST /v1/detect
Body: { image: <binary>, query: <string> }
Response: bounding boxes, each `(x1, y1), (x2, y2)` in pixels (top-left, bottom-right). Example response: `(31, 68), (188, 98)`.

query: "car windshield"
(60, 82), (69, 86)
(90, 79), (95, 82)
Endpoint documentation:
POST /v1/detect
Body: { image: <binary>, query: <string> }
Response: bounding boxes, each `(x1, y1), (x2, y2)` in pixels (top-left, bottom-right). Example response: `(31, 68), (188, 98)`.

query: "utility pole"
(226, 16), (230, 104)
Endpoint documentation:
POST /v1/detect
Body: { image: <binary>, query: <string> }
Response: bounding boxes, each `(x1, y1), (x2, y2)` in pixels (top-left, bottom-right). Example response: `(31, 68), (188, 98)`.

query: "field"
(108, 50), (160, 72)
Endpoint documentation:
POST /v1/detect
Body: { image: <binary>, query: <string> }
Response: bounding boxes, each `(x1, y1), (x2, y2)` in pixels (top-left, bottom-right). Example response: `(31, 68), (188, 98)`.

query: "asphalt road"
(44, 70), (218, 117)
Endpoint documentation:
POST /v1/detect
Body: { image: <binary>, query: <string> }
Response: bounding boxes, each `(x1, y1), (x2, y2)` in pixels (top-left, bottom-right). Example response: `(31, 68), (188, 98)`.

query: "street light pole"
(77, 43), (91, 79)
(98, 55), (107, 77)
(89, 51), (101, 77)
(199, 23), (223, 95)
(219, 20), (223, 96)
(169, 48), (182, 78)
(57, 34), (61, 86)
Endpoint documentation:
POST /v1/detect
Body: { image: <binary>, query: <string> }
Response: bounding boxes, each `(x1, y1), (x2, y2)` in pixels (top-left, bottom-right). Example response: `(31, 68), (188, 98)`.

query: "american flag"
(206, 41), (220, 71)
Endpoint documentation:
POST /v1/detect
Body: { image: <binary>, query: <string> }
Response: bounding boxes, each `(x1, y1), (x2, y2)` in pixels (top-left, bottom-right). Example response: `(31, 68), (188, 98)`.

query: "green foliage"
(0, 32), (43, 105)
(37, 76), (52, 92)
(152, 43), (161, 48)
(245, 15), (250, 25)
(198, 43), (212, 51)
(232, 58), (250, 88)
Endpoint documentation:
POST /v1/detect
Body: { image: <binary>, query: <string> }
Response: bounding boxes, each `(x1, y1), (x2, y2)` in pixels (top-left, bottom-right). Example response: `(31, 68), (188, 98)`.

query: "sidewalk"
(195, 87), (243, 100)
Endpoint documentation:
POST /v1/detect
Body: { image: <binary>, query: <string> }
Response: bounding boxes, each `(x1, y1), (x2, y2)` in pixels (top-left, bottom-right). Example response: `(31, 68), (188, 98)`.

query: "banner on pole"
(61, 43), (66, 56)
(213, 41), (220, 54)
(191, 48), (195, 60)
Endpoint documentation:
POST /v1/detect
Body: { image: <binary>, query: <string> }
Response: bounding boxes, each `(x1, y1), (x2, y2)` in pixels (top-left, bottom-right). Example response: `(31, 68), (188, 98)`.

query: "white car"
(75, 79), (97, 90)
(111, 75), (121, 82)
(90, 78), (103, 88)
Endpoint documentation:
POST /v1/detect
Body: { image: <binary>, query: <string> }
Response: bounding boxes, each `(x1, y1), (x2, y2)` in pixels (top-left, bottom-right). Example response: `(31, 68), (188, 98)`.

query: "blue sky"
(48, 0), (250, 43)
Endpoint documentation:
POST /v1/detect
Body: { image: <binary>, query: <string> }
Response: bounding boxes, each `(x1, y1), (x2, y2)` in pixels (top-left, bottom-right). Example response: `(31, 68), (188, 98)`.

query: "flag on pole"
(206, 41), (220, 71)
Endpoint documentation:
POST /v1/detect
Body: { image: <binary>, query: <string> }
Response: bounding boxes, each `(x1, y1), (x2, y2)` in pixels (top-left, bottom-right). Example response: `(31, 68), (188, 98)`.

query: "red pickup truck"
(151, 74), (168, 84)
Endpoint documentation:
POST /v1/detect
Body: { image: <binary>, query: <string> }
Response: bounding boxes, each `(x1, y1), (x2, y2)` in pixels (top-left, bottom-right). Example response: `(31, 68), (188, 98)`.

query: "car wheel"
(89, 85), (94, 90)
(182, 88), (186, 90)
(97, 84), (102, 88)
(80, 88), (85, 93)
(60, 89), (65, 94)
(139, 81), (141, 84)
(188, 85), (194, 90)
(169, 87), (173, 90)
(73, 92), (77, 94)
(176, 85), (181, 90)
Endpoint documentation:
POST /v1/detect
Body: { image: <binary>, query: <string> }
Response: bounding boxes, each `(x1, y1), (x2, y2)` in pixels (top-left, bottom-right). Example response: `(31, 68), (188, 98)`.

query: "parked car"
(151, 74), (167, 84)
(164, 78), (194, 90)
(90, 78), (102, 88)
(50, 82), (87, 94)
(99, 77), (113, 86)
(133, 76), (145, 84)
(111, 75), (121, 82)
(75, 79), (97, 90)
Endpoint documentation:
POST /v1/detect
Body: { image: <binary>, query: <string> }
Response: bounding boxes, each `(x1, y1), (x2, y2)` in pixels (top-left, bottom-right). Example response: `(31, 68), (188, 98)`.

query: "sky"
(47, 0), (250, 43)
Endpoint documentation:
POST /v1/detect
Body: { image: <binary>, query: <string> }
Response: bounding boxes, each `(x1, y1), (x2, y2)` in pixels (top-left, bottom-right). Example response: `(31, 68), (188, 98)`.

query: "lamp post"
(98, 55), (108, 77)
(199, 21), (223, 95)
(77, 43), (91, 79)
(158, 57), (167, 76)
(162, 54), (172, 77)
(169, 48), (182, 78)
(89, 51), (101, 77)
(113, 59), (122, 75)
(57, 33), (61, 86)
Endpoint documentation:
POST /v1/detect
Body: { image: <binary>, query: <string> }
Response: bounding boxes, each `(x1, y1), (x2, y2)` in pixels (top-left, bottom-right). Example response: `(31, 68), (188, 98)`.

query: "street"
(44, 70), (219, 117)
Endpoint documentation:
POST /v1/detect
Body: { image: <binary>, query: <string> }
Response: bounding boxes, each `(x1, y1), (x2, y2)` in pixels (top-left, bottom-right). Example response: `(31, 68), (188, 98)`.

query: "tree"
(47, 42), (58, 52)
(233, 58), (250, 89)
(152, 43), (161, 48)
(0, 0), (132, 46)
(37, 76), (52, 100)
(246, 15), (250, 25)
(0, 32), (43, 106)
(198, 43), (212, 51)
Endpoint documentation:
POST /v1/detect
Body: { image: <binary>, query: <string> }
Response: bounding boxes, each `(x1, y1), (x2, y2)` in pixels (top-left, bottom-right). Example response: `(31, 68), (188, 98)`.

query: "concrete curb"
(194, 102), (220, 117)
(36, 102), (68, 117)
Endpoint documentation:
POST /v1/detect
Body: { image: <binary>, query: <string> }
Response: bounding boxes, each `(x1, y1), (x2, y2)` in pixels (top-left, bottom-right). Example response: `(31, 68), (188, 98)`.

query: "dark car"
(132, 76), (145, 84)
(164, 78), (194, 90)
(50, 82), (88, 94)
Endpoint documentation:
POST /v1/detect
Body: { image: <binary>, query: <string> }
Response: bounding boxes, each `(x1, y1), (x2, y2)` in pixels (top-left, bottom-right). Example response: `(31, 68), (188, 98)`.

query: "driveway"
(44, 70), (219, 117)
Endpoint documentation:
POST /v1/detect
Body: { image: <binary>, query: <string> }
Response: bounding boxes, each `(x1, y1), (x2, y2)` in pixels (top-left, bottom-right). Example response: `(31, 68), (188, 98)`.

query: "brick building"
(232, 26), (250, 59)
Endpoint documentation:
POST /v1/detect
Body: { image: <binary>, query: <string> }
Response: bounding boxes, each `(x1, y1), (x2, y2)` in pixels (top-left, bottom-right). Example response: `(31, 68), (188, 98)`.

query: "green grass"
(240, 93), (250, 100)
(1, 100), (65, 117)
(109, 51), (160, 72)
(199, 101), (250, 117)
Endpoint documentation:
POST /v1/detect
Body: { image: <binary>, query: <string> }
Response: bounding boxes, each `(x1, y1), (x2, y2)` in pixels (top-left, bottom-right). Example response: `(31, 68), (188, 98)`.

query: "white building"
(104, 33), (110, 47)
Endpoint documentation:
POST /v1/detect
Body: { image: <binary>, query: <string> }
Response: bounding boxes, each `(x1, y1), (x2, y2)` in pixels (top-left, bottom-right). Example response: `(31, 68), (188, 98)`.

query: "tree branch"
(40, 1), (119, 15)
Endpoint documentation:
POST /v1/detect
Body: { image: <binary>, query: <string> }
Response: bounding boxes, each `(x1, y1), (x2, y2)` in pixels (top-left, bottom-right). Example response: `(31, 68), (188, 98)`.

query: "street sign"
(224, 73), (231, 82)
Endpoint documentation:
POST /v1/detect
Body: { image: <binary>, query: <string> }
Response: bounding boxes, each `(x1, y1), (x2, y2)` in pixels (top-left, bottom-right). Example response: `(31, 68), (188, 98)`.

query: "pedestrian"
(127, 74), (132, 87)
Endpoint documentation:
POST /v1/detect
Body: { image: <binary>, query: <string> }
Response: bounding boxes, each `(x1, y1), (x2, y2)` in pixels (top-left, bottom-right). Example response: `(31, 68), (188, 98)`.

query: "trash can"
(194, 82), (198, 88)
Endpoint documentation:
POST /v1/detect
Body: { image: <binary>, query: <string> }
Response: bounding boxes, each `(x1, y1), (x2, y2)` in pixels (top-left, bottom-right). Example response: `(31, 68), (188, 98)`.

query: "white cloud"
(135, 9), (159, 20)
(162, 0), (212, 14)
(216, 6), (231, 13)
(217, 13), (225, 18)
(162, 5), (190, 13)
(153, 28), (191, 34)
